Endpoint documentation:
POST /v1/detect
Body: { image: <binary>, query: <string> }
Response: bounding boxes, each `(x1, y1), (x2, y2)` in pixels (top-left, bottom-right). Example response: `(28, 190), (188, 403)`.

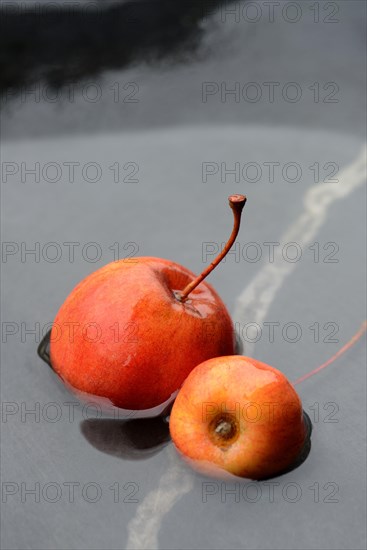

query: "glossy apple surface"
(50, 257), (235, 410)
(169, 355), (309, 480)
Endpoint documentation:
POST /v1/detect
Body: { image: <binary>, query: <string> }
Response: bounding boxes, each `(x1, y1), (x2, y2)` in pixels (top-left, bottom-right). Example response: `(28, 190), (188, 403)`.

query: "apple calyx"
(178, 194), (247, 302)
(208, 413), (240, 448)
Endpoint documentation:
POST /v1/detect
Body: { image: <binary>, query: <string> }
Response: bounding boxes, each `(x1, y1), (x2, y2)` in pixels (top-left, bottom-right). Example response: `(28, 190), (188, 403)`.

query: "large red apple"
(50, 257), (235, 410)
(49, 195), (246, 411)
(169, 355), (311, 479)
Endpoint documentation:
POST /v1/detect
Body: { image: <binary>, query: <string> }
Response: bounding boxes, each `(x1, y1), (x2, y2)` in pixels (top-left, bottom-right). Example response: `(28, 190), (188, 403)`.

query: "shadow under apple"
(80, 416), (171, 460)
(39, 330), (311, 474)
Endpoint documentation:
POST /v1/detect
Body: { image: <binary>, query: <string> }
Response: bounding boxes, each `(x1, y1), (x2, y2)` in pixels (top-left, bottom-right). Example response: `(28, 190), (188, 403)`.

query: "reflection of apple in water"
(49, 195), (246, 411)
(169, 355), (310, 480)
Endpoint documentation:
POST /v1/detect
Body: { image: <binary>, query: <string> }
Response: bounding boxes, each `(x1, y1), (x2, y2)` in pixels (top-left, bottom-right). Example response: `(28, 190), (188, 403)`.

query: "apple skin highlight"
(169, 355), (309, 480)
(50, 257), (235, 410)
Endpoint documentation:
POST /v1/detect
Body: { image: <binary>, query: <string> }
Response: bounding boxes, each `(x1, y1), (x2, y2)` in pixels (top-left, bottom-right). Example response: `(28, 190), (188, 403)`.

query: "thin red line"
(293, 321), (367, 386)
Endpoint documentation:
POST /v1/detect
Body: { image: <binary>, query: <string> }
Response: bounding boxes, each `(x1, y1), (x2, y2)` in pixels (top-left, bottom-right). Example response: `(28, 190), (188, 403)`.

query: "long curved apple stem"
(179, 194), (247, 302)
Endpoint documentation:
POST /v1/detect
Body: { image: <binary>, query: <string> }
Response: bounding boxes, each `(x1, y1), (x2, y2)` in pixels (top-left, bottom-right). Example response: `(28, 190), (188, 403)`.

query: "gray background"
(1, 1), (366, 549)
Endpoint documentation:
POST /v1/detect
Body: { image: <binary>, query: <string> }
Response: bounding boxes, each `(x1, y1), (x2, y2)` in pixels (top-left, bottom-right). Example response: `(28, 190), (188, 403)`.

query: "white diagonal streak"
(233, 144), (367, 354)
(126, 446), (194, 550)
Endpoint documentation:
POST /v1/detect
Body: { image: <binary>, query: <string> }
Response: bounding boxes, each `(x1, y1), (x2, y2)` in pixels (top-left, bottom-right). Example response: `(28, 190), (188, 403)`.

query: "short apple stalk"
(178, 194), (247, 302)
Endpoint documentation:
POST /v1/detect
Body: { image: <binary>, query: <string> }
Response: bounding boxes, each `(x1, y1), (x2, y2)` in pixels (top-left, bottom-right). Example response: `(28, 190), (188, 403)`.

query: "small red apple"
(169, 355), (310, 480)
(49, 195), (246, 411)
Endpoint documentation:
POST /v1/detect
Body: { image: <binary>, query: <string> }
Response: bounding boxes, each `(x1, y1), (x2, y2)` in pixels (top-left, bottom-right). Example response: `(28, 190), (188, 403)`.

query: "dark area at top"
(0, 0), (228, 95)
